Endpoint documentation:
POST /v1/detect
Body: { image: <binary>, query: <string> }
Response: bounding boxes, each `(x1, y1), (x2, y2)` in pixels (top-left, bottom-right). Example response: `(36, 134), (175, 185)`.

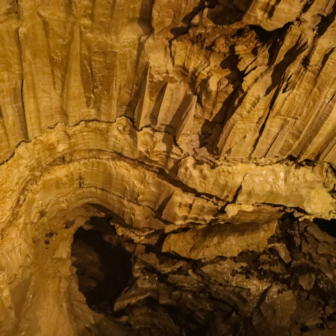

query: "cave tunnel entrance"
(68, 210), (336, 335)
(68, 210), (228, 335)
(71, 215), (133, 316)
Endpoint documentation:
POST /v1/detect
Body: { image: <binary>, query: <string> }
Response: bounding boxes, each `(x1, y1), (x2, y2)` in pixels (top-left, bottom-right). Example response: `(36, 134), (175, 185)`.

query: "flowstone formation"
(2, 0), (336, 335)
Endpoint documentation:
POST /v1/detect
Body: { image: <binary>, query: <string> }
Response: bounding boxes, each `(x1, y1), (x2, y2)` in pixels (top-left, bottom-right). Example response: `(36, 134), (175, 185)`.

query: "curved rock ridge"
(0, 116), (335, 226)
(2, 0), (336, 335)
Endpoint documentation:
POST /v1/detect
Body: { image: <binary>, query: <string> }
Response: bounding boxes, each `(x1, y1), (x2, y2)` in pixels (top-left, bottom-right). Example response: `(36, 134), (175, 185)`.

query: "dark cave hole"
(66, 210), (336, 334)
(69, 217), (223, 335)
(313, 218), (336, 238)
(71, 216), (133, 316)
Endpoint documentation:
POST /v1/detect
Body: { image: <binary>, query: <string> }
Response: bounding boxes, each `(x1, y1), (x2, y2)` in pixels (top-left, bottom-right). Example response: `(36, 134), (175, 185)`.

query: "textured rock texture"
(1, 0), (336, 335)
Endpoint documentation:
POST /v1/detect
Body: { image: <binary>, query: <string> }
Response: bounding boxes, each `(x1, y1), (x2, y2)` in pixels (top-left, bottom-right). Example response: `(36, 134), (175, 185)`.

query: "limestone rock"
(162, 220), (277, 260)
(1, 0), (336, 335)
(299, 273), (316, 291)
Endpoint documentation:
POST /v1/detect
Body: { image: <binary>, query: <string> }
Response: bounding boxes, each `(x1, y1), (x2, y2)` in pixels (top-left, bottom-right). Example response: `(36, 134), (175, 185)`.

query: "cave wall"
(1, 0), (336, 335)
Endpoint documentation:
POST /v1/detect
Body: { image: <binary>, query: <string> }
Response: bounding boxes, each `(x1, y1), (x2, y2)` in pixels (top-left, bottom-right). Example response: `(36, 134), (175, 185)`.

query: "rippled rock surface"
(1, 0), (336, 335)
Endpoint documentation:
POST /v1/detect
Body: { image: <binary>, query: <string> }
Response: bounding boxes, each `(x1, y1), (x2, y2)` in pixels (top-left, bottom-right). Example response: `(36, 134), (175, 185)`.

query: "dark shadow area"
(71, 217), (133, 316)
(170, 0), (254, 38)
(198, 22), (294, 155)
(207, 1), (254, 26)
(268, 0), (281, 19)
(248, 25), (274, 43)
(317, 2), (336, 36)
(68, 210), (336, 335)
(138, 0), (154, 35)
(170, 0), (218, 38)
(302, 0), (314, 14)
(198, 44), (243, 153)
(313, 218), (336, 238)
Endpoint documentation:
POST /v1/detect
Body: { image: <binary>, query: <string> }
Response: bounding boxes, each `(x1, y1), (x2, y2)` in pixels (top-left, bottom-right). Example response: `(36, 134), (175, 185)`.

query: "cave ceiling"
(2, 0), (336, 335)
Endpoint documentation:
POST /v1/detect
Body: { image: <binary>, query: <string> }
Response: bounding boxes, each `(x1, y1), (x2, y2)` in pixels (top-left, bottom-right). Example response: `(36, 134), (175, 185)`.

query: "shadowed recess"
(71, 217), (133, 316)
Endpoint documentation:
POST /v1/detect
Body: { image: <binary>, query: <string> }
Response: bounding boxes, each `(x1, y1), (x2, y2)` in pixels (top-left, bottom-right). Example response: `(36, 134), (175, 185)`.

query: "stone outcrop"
(1, 0), (336, 335)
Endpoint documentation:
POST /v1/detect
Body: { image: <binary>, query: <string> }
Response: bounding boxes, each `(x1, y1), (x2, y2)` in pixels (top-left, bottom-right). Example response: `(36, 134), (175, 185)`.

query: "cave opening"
(71, 216), (133, 317)
(68, 209), (336, 335)
(69, 213), (239, 335)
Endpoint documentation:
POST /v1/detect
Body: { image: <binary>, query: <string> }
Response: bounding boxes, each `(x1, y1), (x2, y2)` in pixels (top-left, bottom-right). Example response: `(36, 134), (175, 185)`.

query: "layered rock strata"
(1, 0), (336, 335)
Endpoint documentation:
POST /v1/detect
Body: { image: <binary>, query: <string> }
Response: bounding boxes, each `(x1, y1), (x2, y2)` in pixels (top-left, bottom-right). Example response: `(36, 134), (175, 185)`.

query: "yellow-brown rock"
(1, 0), (336, 335)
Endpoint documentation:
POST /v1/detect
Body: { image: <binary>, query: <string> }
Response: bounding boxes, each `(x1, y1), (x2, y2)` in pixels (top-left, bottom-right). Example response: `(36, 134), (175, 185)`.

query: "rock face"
(1, 0), (336, 335)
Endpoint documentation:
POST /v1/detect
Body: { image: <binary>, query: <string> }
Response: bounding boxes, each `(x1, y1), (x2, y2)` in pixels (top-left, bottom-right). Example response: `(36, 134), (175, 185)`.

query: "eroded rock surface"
(1, 0), (336, 335)
(68, 214), (336, 336)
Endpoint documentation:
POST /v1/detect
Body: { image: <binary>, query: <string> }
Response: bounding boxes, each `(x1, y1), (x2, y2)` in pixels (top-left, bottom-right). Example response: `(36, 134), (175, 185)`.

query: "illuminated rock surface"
(1, 0), (336, 335)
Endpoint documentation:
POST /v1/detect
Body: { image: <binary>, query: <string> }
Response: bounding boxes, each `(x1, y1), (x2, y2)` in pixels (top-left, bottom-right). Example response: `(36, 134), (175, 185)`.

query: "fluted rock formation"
(1, 0), (336, 335)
